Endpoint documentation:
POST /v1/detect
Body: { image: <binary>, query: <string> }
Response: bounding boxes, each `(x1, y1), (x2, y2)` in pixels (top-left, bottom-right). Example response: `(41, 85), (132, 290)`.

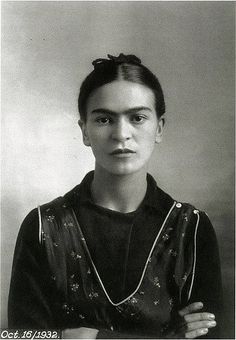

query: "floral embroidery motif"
(182, 273), (188, 281)
(70, 283), (80, 292)
(129, 297), (138, 304)
(41, 231), (49, 241)
(168, 249), (178, 257)
(64, 222), (74, 228)
(138, 291), (145, 295)
(62, 303), (74, 314)
(153, 277), (161, 288)
(46, 215), (55, 222)
(79, 314), (85, 319)
(53, 242), (58, 247)
(154, 300), (160, 305)
(89, 292), (99, 299)
(162, 233), (170, 241)
(70, 251), (82, 260)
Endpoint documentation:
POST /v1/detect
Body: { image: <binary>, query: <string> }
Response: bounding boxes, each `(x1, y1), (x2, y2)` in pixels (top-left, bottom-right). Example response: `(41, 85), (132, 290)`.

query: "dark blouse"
(8, 172), (223, 338)
(72, 172), (174, 303)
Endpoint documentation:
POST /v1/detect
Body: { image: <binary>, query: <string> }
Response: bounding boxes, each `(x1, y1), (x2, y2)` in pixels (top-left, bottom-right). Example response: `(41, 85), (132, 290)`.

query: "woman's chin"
(98, 163), (147, 177)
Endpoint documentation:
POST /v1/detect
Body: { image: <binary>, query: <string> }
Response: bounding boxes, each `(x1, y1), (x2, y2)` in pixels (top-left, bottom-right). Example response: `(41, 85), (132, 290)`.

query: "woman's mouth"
(110, 148), (136, 158)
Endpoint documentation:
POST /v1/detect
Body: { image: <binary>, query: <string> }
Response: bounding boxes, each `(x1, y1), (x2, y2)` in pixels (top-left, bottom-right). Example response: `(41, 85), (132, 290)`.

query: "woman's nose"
(111, 119), (132, 142)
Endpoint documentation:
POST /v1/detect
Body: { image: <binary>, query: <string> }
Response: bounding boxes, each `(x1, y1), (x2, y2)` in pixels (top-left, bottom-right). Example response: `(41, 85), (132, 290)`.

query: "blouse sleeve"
(8, 209), (56, 329)
(185, 211), (224, 338)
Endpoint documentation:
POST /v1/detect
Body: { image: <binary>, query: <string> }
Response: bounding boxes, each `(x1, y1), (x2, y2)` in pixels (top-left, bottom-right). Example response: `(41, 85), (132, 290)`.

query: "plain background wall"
(1, 1), (234, 337)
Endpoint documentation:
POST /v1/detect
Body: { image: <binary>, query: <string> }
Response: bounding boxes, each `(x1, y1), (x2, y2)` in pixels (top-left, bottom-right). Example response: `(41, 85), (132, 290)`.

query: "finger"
(185, 328), (208, 339)
(179, 302), (203, 317)
(184, 320), (217, 332)
(184, 312), (215, 323)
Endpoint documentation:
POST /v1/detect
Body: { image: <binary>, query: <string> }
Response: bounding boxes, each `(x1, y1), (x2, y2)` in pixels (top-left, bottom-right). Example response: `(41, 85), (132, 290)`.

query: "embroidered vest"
(38, 198), (200, 336)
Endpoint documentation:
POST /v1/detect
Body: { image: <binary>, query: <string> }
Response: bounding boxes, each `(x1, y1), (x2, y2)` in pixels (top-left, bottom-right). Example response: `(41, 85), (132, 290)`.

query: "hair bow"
(92, 53), (141, 68)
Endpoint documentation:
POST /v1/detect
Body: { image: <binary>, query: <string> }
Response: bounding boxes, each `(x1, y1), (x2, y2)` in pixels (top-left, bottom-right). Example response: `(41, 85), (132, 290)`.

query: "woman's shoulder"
(176, 201), (214, 225)
(173, 200), (217, 245)
(19, 197), (67, 241)
(18, 180), (82, 242)
(17, 208), (40, 244)
(148, 174), (215, 233)
(152, 179), (217, 241)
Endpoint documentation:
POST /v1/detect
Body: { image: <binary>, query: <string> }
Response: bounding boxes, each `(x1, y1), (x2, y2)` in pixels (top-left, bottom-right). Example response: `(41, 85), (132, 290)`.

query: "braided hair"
(78, 53), (165, 121)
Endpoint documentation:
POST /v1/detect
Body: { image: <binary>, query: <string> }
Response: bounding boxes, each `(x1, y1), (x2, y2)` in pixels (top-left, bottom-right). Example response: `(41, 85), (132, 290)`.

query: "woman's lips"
(110, 148), (136, 158)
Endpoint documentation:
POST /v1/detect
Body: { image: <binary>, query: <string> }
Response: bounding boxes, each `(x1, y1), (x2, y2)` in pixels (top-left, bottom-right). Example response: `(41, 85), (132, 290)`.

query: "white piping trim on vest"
(88, 201), (177, 307)
(187, 210), (200, 301)
(37, 205), (42, 245)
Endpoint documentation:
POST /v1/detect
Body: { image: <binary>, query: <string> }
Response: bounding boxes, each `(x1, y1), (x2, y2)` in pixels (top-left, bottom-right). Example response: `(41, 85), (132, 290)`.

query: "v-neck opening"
(70, 201), (176, 306)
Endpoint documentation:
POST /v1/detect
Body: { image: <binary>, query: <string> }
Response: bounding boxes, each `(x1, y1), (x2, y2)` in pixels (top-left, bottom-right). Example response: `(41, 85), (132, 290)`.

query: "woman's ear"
(155, 116), (165, 144)
(78, 119), (91, 146)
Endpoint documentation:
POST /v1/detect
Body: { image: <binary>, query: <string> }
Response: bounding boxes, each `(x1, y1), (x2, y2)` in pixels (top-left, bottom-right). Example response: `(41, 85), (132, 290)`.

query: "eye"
(95, 116), (112, 125)
(131, 114), (147, 124)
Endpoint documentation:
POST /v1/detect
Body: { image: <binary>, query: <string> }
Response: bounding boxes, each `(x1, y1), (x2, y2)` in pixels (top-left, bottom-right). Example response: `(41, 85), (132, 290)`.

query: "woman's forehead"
(86, 80), (156, 114)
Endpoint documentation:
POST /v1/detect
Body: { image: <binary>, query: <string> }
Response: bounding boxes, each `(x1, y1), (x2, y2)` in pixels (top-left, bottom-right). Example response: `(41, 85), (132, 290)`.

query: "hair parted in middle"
(78, 53), (165, 121)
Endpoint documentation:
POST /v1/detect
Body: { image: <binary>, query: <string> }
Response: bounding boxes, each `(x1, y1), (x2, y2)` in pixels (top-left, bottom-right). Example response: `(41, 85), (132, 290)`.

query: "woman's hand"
(168, 302), (217, 338)
(62, 327), (98, 339)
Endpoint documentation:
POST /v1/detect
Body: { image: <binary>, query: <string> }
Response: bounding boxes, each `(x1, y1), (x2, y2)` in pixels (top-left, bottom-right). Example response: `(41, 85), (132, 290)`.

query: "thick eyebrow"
(91, 106), (152, 115)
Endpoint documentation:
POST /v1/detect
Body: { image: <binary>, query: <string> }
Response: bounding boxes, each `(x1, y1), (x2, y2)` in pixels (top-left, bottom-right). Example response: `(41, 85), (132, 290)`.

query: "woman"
(8, 54), (223, 338)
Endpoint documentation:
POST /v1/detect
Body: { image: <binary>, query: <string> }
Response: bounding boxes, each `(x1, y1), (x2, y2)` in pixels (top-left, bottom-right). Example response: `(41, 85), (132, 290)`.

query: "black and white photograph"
(1, 1), (234, 339)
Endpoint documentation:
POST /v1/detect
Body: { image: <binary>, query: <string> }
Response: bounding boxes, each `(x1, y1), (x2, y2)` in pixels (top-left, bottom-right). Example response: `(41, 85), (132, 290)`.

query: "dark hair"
(78, 54), (165, 121)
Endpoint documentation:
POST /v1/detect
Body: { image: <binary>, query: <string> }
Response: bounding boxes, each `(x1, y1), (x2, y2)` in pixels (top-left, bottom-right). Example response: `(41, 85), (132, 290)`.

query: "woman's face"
(79, 80), (164, 176)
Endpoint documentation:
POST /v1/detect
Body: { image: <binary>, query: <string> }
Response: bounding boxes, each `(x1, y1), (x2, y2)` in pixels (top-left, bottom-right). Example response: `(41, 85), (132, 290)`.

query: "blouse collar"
(65, 171), (174, 217)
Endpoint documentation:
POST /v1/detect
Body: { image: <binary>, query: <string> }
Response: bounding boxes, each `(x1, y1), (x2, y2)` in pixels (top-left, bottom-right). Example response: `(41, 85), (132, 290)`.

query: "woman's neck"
(91, 166), (148, 213)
